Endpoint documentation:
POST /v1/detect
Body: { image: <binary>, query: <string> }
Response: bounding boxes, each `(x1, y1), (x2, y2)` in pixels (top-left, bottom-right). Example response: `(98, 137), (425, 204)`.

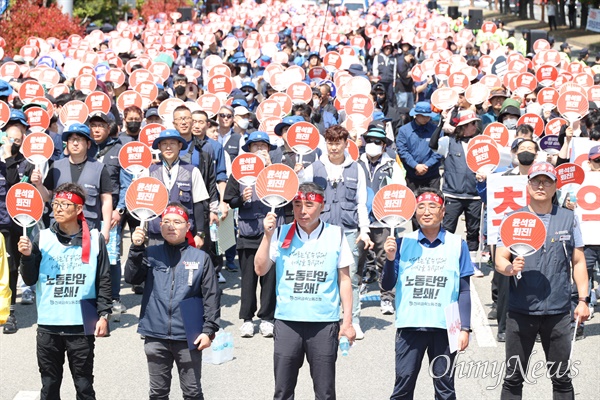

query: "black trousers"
(501, 312), (574, 400)
(493, 271), (510, 334)
(359, 227), (395, 302)
(1, 227), (18, 305)
(37, 331), (96, 400)
(442, 197), (482, 251)
(238, 248), (276, 321)
(392, 329), (457, 400)
(406, 176), (442, 230)
(273, 320), (339, 400)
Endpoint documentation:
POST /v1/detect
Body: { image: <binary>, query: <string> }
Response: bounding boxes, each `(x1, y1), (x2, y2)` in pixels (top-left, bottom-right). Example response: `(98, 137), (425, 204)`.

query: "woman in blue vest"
(223, 131), (284, 338)
(144, 129), (210, 247)
(381, 187), (473, 400)
(18, 182), (112, 400)
(255, 182), (356, 400)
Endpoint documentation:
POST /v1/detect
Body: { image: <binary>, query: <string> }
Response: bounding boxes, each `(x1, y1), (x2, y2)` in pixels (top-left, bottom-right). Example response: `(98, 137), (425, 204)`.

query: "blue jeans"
(396, 91), (414, 109)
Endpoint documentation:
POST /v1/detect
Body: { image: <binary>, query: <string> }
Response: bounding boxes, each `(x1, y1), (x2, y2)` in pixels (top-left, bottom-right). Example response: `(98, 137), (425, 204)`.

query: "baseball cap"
(589, 145), (600, 160)
(145, 108), (162, 119)
(528, 162), (557, 181)
(455, 110), (480, 126)
(88, 111), (114, 124)
(234, 106), (250, 116)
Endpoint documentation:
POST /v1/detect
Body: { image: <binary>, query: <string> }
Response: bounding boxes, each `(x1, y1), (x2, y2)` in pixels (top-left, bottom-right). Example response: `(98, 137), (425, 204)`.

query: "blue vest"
(223, 132), (242, 160)
(508, 206), (575, 315)
(36, 229), (100, 326)
(394, 230), (462, 329)
(312, 160), (360, 230)
(442, 138), (478, 197)
(148, 162), (196, 235)
(275, 222), (342, 322)
(53, 158), (104, 229)
(237, 185), (284, 238)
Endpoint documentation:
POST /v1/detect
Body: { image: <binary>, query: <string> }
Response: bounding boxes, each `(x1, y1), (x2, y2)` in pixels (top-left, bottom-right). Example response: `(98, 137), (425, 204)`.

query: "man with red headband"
(255, 182), (355, 400)
(125, 202), (220, 400)
(17, 182), (112, 400)
(381, 187), (473, 400)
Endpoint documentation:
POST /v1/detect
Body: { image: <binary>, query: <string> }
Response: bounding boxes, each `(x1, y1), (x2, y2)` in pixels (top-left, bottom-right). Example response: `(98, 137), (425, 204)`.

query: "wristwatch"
(578, 297), (591, 303)
(460, 327), (472, 333)
(100, 314), (109, 321)
(116, 208), (125, 215)
(196, 231), (206, 239)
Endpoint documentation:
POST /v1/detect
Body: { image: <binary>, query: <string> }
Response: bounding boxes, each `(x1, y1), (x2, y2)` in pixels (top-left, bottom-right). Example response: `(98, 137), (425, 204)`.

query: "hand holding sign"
(125, 177), (169, 224)
(372, 184), (417, 236)
(499, 211), (547, 279)
(7, 183), (44, 237)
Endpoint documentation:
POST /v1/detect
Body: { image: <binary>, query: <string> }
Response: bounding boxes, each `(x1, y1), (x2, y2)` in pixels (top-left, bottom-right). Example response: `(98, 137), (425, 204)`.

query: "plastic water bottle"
(210, 223), (218, 242)
(339, 336), (350, 356)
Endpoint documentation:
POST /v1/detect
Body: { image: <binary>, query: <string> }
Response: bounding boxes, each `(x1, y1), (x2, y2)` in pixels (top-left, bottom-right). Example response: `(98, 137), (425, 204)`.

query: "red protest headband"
(55, 191), (84, 205)
(293, 192), (324, 203)
(416, 192), (444, 206)
(162, 206), (189, 221)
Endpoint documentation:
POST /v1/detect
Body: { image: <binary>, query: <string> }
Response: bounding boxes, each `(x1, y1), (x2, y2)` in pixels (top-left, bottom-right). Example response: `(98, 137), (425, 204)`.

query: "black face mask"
(127, 121), (141, 134)
(174, 85), (186, 96)
(190, 49), (199, 56)
(517, 151), (536, 166)
(10, 143), (20, 156)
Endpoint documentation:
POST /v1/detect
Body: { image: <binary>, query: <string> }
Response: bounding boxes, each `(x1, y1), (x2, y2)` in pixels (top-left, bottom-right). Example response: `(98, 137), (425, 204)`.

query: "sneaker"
(3, 314), (17, 334)
(380, 299), (394, 315)
(487, 307), (497, 320)
(497, 332), (506, 342)
(240, 321), (254, 338)
(575, 325), (585, 341)
(359, 283), (368, 295)
(259, 320), (274, 338)
(224, 261), (239, 272)
(353, 323), (364, 340)
(218, 272), (226, 284)
(132, 285), (144, 294)
(473, 267), (484, 277)
(112, 299), (127, 314)
(589, 303), (594, 320)
(21, 289), (34, 305)
(362, 270), (377, 284)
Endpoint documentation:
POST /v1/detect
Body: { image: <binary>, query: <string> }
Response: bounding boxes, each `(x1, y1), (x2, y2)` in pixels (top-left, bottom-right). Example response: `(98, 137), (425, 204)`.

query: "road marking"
(470, 282), (497, 348)
(13, 392), (39, 400)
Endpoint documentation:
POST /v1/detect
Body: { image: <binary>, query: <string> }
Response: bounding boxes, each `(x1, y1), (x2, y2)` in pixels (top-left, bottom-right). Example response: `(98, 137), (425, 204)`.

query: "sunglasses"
(365, 138), (384, 145)
(218, 113), (233, 119)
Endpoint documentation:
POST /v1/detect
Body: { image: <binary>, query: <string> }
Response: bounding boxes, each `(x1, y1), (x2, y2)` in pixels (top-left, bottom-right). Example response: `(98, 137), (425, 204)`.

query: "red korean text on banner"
(21, 132), (55, 166)
(517, 113), (545, 137)
(231, 154), (266, 186)
(557, 90), (589, 122)
(372, 184), (416, 232)
(18, 81), (44, 102)
(544, 118), (568, 136)
(286, 82), (312, 104)
(116, 90), (143, 114)
(85, 91), (112, 114)
(556, 163), (586, 189)
(286, 122), (320, 155)
(6, 183), (44, 230)
(196, 94), (222, 118)
(500, 211), (547, 259)
(125, 177), (169, 223)
(344, 94), (374, 117)
(23, 107), (50, 132)
(138, 123), (165, 148)
(255, 164), (299, 210)
(483, 122), (510, 147)
(118, 142), (153, 177)
(466, 137), (500, 174)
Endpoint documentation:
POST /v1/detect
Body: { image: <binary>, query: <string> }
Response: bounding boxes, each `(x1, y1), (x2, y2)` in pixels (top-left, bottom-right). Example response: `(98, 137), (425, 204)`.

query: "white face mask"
(365, 142), (383, 157)
(239, 66), (248, 75)
(313, 99), (320, 108)
(298, 42), (307, 50)
(237, 118), (250, 130)
(504, 118), (518, 130)
(245, 92), (254, 102)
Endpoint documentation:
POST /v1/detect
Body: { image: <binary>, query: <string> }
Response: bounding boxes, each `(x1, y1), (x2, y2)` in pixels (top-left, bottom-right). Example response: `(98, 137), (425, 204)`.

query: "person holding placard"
(125, 202), (220, 400)
(224, 131), (284, 338)
(380, 187), (473, 400)
(31, 123), (113, 244)
(357, 126), (406, 315)
(17, 182), (112, 400)
(300, 125), (373, 339)
(255, 182), (356, 400)
(495, 162), (589, 399)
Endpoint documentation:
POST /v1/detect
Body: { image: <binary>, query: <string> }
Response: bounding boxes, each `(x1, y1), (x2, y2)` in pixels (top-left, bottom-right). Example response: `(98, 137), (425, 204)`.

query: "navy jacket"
(396, 120), (442, 181)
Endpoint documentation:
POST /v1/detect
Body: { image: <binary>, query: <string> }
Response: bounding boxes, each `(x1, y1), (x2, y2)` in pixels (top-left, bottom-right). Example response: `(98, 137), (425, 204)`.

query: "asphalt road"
(1, 225), (599, 400)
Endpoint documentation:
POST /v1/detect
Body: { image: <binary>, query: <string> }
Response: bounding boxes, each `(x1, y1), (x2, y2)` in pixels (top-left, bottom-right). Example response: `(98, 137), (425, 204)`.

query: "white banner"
(569, 137), (597, 170)
(574, 171), (600, 245)
(486, 173), (528, 245)
(586, 8), (600, 33)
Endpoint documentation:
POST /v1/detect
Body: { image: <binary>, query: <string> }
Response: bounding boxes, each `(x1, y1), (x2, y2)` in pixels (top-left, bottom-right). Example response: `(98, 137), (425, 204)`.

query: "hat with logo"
(409, 101), (437, 118)
(241, 131), (276, 152)
(528, 161), (557, 181)
(8, 109), (29, 127)
(274, 115), (305, 136)
(152, 129), (188, 151)
(588, 145), (600, 160)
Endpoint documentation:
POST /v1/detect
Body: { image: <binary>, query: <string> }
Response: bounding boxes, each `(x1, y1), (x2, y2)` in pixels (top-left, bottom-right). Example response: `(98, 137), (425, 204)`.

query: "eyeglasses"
(67, 137), (85, 144)
(365, 139), (383, 145)
(174, 117), (192, 123)
(51, 202), (77, 210)
(161, 219), (187, 227)
(590, 158), (600, 164)
(218, 113), (233, 119)
(529, 178), (555, 188)
(416, 204), (442, 213)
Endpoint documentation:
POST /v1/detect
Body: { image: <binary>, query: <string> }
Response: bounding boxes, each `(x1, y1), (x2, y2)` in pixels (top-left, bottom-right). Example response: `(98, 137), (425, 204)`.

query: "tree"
(0, 0), (84, 56)
(138, 0), (191, 22)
